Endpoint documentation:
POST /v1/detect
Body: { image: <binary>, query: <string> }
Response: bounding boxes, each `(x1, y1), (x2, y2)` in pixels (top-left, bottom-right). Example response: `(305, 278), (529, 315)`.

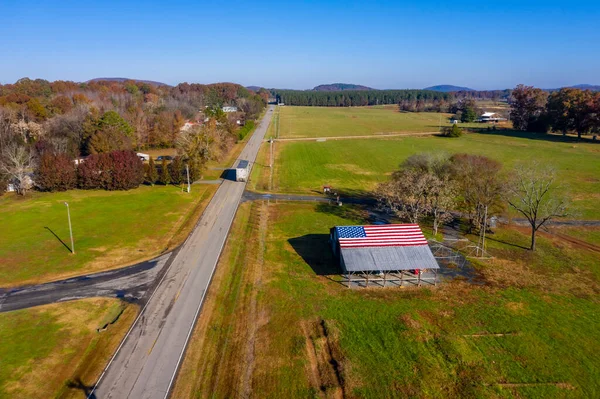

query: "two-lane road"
(92, 105), (274, 399)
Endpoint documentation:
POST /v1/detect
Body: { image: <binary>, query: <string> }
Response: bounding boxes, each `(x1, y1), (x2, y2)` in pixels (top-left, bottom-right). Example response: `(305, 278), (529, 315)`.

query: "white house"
(478, 112), (507, 123)
(222, 106), (238, 113)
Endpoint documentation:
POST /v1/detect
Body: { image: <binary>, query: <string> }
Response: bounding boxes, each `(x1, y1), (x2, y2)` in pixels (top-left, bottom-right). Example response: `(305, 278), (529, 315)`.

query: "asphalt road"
(91, 105), (274, 399)
(0, 253), (172, 313)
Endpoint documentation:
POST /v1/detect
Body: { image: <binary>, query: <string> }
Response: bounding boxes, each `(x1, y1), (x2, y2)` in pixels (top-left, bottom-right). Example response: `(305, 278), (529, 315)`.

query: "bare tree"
(0, 143), (35, 195)
(401, 153), (456, 235)
(376, 168), (434, 223)
(506, 163), (568, 251)
(450, 154), (504, 233)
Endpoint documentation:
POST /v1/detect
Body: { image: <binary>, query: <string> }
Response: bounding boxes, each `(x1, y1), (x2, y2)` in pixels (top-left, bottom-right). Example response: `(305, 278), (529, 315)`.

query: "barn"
(330, 224), (439, 287)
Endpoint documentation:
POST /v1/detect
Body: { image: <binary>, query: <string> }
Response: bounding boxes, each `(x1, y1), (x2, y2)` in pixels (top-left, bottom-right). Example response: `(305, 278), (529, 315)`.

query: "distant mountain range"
(423, 85), (475, 92)
(87, 77), (171, 87)
(312, 83), (374, 91)
(565, 84), (600, 91)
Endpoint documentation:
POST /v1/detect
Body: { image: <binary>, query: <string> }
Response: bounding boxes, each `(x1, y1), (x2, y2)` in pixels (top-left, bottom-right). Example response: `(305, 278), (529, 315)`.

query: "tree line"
(0, 78), (266, 195)
(271, 89), (451, 107)
(377, 153), (567, 251)
(510, 84), (600, 138)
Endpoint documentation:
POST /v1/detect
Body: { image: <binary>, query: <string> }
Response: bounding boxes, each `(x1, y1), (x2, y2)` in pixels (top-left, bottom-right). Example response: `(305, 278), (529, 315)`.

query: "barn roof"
(332, 224), (439, 272)
(341, 245), (439, 272)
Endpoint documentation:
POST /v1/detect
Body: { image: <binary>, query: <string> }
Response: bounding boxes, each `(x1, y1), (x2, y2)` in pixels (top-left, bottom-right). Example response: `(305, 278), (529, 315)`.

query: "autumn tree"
(35, 152), (77, 191)
(546, 88), (595, 138)
(78, 153), (113, 189)
(110, 150), (144, 190)
(505, 162), (568, 251)
(87, 111), (134, 154)
(510, 84), (548, 131)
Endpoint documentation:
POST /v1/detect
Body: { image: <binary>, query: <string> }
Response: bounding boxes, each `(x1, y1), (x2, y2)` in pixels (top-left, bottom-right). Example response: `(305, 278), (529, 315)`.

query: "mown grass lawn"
(272, 132), (600, 219)
(277, 106), (503, 138)
(0, 184), (216, 286)
(0, 298), (136, 398)
(173, 202), (600, 398)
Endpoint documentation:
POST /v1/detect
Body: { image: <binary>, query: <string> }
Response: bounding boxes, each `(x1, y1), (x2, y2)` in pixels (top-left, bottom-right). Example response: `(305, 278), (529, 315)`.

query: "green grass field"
(269, 131), (600, 219)
(0, 298), (136, 398)
(277, 106), (504, 138)
(173, 202), (600, 398)
(0, 184), (216, 286)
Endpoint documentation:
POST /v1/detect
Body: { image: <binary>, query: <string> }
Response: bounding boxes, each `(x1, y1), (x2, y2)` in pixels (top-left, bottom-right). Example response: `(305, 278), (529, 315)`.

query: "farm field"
(275, 105), (507, 139)
(0, 184), (216, 287)
(0, 298), (136, 398)
(172, 202), (600, 398)
(265, 131), (600, 220)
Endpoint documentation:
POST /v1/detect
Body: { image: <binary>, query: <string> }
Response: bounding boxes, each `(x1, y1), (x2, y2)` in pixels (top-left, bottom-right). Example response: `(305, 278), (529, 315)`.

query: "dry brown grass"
(1, 298), (137, 399)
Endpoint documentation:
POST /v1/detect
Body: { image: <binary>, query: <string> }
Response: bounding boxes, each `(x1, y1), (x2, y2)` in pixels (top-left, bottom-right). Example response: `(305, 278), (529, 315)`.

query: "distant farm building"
(222, 106), (238, 113)
(478, 112), (507, 123)
(330, 224), (439, 287)
(181, 121), (200, 131)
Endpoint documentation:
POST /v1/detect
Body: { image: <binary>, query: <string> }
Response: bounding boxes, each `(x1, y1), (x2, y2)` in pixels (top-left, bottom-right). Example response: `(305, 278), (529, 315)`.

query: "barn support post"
(400, 270), (403, 286)
(418, 269), (421, 287)
(383, 271), (387, 287)
(365, 271), (369, 288)
(434, 269), (438, 286)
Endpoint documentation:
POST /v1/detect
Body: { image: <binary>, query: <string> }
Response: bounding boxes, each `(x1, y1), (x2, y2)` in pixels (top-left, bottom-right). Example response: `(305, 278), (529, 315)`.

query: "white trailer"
(235, 160), (249, 182)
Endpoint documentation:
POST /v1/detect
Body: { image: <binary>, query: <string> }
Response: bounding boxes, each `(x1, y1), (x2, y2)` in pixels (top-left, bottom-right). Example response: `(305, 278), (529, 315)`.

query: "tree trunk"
(530, 225), (536, 251)
(433, 216), (438, 237)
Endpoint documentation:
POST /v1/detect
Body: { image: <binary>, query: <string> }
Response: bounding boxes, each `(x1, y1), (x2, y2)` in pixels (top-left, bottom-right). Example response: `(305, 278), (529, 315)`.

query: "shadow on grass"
(467, 128), (600, 144)
(485, 235), (530, 250)
(66, 378), (96, 399)
(288, 234), (340, 276)
(315, 202), (371, 223)
(44, 226), (72, 253)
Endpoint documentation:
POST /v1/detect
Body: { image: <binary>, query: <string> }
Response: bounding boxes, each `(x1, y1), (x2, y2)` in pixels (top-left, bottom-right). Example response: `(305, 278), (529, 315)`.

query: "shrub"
(110, 150), (144, 190)
(158, 159), (171, 185)
(78, 153), (112, 189)
(169, 156), (184, 185)
(145, 156), (158, 185)
(35, 153), (77, 191)
(443, 124), (463, 138)
(237, 120), (255, 140)
(78, 150), (143, 190)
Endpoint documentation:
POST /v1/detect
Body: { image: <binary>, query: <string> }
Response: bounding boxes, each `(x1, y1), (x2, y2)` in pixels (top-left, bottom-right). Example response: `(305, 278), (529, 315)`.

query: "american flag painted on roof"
(336, 224), (428, 248)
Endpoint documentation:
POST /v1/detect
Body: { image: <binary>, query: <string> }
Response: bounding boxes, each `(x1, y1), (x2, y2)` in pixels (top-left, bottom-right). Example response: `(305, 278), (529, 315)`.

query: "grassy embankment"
(0, 298), (136, 398)
(0, 183), (217, 287)
(173, 202), (600, 398)
(276, 105), (507, 139)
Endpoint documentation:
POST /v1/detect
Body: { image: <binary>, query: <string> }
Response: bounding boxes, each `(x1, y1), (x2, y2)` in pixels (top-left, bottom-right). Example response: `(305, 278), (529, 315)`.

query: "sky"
(1, 0), (599, 90)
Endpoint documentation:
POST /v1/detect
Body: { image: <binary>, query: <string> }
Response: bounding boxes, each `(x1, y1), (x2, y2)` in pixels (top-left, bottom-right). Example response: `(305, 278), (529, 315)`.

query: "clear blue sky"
(1, 0), (598, 90)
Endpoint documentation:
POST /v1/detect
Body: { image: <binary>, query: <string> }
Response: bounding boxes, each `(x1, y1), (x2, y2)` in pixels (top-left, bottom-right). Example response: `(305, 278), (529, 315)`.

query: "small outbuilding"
(330, 224), (439, 287)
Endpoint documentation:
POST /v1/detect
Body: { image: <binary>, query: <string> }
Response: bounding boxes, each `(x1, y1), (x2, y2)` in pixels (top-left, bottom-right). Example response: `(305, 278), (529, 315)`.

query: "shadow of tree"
(288, 234), (340, 276)
(314, 202), (371, 223)
(66, 377), (97, 399)
(466, 128), (600, 144)
(44, 226), (72, 253)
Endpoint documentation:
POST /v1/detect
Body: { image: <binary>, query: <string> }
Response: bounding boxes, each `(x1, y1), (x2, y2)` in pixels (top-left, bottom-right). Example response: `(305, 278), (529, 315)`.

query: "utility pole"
(64, 202), (74, 254)
(186, 164), (191, 193)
